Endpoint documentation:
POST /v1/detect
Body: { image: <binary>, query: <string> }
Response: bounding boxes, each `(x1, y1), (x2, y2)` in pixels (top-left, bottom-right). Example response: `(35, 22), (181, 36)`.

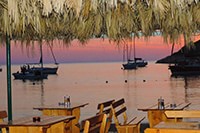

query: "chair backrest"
(97, 99), (115, 114)
(111, 98), (128, 126)
(82, 113), (107, 133)
(97, 99), (114, 133)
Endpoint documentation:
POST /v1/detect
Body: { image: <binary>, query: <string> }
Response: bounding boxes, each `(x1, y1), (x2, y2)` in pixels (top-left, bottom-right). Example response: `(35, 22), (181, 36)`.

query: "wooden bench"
(111, 98), (145, 133)
(81, 113), (107, 133)
(97, 99), (114, 133)
(0, 111), (7, 133)
(145, 110), (200, 133)
(138, 102), (191, 127)
(145, 122), (200, 133)
(165, 110), (200, 122)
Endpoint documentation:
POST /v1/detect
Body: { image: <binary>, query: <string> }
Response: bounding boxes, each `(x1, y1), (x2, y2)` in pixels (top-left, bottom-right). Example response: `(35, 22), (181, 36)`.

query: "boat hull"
(12, 72), (48, 80)
(28, 67), (58, 74)
(122, 60), (148, 70)
(122, 63), (137, 70)
(169, 65), (200, 76)
(137, 61), (148, 67)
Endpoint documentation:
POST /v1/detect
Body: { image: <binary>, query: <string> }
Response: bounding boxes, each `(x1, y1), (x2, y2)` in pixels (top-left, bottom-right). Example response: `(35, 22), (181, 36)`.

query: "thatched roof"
(0, 0), (200, 44)
(156, 39), (200, 64)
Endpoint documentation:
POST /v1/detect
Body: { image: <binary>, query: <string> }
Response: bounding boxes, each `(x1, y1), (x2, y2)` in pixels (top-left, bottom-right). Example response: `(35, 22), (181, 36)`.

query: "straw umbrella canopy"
(0, 0), (200, 122)
(1, 0), (200, 43)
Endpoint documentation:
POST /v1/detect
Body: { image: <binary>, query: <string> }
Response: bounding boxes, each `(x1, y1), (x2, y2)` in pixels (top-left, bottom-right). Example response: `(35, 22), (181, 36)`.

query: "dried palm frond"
(0, 0), (7, 10)
(0, 0), (199, 46)
(190, 2), (200, 30)
(81, 0), (91, 18)
(91, 0), (98, 12)
(65, 0), (83, 16)
(41, 0), (52, 16)
(137, 2), (154, 37)
(51, 0), (65, 14)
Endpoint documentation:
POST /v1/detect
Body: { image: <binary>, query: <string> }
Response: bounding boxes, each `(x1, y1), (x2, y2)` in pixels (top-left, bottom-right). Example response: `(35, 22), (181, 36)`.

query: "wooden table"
(138, 102), (191, 127)
(33, 103), (89, 133)
(145, 121), (200, 133)
(0, 115), (75, 133)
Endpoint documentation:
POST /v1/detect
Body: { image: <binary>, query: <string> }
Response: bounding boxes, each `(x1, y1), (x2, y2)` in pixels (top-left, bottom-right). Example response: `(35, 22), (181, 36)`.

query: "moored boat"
(169, 61), (200, 76)
(17, 43), (58, 75)
(122, 58), (148, 70)
(134, 58), (148, 67)
(122, 37), (148, 70)
(24, 64), (58, 74)
(12, 71), (48, 80)
(28, 43), (59, 74)
(123, 60), (137, 70)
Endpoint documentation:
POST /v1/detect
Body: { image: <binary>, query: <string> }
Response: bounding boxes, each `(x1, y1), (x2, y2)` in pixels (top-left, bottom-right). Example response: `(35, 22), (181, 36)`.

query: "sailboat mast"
(40, 43), (43, 69)
(123, 42), (125, 62)
(132, 36), (136, 62)
(126, 43), (129, 61)
(48, 43), (58, 65)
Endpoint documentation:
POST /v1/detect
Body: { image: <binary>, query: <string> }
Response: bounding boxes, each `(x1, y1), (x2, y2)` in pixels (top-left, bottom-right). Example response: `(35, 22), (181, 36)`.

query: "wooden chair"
(165, 110), (200, 122)
(82, 113), (107, 133)
(97, 99), (114, 133)
(0, 110), (7, 133)
(111, 98), (145, 133)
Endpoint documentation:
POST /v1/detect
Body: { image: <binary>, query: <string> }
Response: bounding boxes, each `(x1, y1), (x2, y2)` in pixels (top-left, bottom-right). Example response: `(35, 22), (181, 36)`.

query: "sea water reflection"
(0, 62), (200, 122)
(177, 76), (200, 109)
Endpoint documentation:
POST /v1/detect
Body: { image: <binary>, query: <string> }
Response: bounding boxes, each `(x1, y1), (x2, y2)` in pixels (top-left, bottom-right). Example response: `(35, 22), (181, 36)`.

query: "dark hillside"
(156, 40), (200, 63)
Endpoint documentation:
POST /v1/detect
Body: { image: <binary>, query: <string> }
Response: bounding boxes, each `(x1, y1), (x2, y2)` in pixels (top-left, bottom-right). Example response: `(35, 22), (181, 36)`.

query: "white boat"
(12, 71), (48, 80)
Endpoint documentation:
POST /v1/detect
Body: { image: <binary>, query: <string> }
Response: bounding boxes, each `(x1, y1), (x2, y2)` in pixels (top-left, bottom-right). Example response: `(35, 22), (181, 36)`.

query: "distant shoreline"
(1, 60), (157, 66)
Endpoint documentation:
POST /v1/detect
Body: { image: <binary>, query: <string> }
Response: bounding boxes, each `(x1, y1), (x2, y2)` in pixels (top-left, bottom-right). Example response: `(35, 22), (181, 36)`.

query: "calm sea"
(0, 61), (200, 123)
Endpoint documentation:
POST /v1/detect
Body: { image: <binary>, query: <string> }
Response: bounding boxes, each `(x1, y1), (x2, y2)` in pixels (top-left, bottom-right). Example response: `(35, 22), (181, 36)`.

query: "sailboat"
(12, 43), (58, 80)
(122, 37), (148, 70)
(122, 40), (137, 70)
(24, 44), (58, 74)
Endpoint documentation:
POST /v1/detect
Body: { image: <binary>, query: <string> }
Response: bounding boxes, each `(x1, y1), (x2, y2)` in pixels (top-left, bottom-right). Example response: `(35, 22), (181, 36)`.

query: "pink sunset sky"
(0, 35), (199, 64)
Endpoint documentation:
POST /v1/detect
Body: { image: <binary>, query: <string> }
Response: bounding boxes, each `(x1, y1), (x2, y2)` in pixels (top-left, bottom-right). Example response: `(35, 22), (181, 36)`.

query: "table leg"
(147, 110), (182, 127)
(147, 110), (167, 127)
(71, 108), (80, 133)
(42, 109), (80, 133)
